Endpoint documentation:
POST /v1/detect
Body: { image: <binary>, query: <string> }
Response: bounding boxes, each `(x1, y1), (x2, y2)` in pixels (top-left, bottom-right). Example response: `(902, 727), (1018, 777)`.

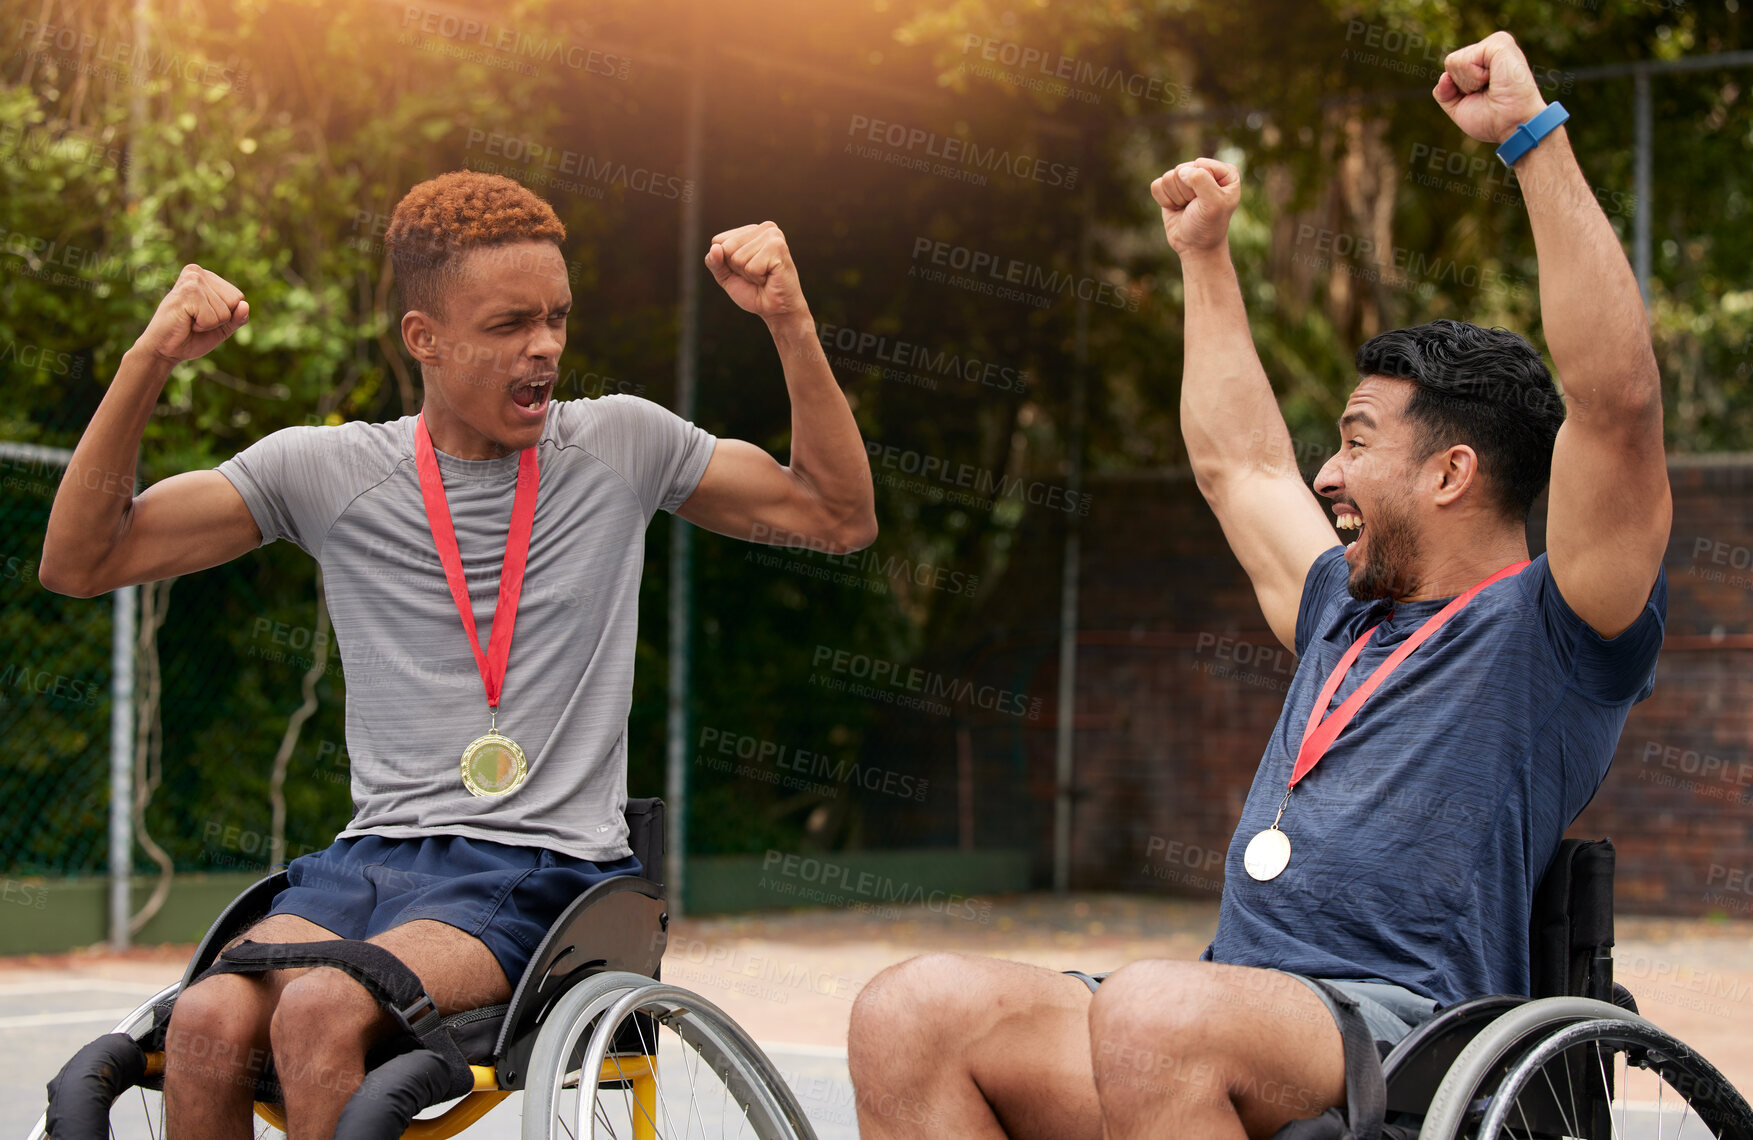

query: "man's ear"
(402, 310), (440, 366)
(1432, 445), (1479, 507)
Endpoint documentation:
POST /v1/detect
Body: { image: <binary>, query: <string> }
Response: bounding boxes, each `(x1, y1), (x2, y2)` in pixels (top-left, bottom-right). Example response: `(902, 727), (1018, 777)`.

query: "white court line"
(0, 979), (170, 997)
(0, 1009), (137, 1029)
(761, 1042), (849, 1060)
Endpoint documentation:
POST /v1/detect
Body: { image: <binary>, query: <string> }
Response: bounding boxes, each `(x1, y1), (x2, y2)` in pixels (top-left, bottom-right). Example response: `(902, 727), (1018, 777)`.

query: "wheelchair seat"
(37, 797), (821, 1140)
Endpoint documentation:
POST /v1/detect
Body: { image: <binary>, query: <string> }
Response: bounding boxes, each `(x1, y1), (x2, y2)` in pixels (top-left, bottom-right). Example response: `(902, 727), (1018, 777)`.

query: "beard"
(1346, 494), (1424, 601)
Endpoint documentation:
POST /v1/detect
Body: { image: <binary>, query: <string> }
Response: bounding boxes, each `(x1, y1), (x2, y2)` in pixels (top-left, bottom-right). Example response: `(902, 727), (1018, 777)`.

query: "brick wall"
(1055, 458), (1753, 917)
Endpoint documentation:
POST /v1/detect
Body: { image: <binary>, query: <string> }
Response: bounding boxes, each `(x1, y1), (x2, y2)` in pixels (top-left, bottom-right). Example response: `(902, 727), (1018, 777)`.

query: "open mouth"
(511, 374), (555, 411)
(1334, 505), (1364, 549)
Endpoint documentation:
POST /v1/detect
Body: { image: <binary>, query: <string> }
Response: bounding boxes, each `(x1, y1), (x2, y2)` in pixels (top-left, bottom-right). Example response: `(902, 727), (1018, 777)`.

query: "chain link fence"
(0, 443), (115, 878)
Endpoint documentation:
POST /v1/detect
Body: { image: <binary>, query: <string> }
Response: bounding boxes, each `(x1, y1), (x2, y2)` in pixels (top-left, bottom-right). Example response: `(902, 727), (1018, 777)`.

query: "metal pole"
(664, 36), (706, 915)
(1633, 66), (1652, 306)
(1052, 172), (1093, 894)
(108, 586), (137, 950)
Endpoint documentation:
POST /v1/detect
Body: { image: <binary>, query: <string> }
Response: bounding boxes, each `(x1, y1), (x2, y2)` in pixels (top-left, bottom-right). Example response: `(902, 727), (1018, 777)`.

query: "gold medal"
(460, 727), (527, 797)
(414, 413), (543, 802)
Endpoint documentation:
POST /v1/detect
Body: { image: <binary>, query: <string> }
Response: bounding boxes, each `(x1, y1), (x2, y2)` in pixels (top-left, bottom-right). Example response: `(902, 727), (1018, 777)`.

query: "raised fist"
(1433, 31), (1549, 147)
(705, 221), (809, 323)
(136, 264), (249, 364)
(1150, 158), (1242, 255)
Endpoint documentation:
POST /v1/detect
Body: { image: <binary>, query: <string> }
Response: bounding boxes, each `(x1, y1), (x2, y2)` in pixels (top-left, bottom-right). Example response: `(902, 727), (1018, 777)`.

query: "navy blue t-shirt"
(1201, 547), (1666, 1007)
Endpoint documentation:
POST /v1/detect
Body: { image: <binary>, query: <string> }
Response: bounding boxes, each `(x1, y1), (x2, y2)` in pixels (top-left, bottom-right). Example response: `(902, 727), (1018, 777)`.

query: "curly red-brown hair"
(385, 170), (566, 316)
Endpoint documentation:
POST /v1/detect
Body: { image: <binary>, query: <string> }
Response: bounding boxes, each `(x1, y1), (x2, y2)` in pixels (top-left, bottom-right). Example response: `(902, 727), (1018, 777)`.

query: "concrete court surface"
(4, 894), (1751, 1138)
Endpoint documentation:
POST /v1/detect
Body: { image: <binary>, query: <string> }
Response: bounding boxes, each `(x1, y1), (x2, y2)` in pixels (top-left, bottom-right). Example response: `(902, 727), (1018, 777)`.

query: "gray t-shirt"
(216, 396), (716, 861)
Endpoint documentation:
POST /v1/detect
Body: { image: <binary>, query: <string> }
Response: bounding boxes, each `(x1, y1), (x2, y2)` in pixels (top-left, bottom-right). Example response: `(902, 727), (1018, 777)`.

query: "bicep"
(1545, 411), (1671, 638)
(97, 470), (264, 588)
(674, 438), (824, 545)
(1203, 472), (1340, 650)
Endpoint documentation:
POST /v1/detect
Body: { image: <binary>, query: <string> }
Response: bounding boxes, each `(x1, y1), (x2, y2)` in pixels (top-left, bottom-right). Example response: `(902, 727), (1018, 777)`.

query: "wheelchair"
(1365, 837), (1753, 1139)
(30, 799), (820, 1140)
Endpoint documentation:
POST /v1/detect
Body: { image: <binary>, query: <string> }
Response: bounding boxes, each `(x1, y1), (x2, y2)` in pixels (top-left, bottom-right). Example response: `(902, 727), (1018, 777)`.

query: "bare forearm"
(768, 313), (875, 534)
(41, 346), (170, 591)
(1517, 129), (1660, 417)
(1179, 246), (1301, 487)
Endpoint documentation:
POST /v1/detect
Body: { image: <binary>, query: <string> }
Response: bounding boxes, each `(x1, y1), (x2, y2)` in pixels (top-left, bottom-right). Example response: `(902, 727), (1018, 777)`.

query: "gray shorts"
(1065, 968), (1439, 1050)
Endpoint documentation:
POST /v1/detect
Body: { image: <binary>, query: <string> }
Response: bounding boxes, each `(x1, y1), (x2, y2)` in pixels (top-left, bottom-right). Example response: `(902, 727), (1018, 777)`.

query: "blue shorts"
(266, 833), (641, 988)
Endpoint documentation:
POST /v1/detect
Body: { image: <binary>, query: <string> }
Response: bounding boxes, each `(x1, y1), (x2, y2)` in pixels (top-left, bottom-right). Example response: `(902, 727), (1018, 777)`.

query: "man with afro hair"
(43, 169), (876, 1140)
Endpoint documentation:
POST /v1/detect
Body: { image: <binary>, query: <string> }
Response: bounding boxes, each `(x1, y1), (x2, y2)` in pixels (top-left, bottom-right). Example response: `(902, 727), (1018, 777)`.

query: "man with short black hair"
(848, 30), (1668, 1140)
(42, 170), (876, 1140)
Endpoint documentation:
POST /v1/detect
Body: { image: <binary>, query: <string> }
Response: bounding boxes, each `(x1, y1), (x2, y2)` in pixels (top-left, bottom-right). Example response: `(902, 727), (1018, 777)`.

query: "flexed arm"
(1154, 160), (1338, 649)
(40, 265), (261, 597)
(675, 221), (877, 553)
(1434, 33), (1670, 637)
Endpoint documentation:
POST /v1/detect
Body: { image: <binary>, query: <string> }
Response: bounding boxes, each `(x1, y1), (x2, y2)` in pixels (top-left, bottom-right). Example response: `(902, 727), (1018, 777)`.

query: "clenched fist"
(1434, 31), (1549, 147)
(705, 222), (810, 324)
(136, 264), (250, 364)
(1150, 158), (1242, 255)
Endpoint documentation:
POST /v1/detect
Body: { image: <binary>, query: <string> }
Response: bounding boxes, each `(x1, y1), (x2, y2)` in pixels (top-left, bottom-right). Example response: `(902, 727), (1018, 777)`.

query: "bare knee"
(166, 975), (272, 1078)
(268, 969), (382, 1069)
(851, 953), (978, 1064)
(1088, 961), (1232, 1110)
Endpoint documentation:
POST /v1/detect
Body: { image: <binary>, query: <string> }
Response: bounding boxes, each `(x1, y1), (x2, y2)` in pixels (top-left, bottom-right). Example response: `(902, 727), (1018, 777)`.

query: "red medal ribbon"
(1290, 560), (1530, 788)
(413, 413), (540, 710)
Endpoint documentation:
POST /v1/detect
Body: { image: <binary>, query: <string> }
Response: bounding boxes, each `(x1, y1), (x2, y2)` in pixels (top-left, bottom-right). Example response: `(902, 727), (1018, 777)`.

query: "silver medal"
(1244, 827), (1291, 881)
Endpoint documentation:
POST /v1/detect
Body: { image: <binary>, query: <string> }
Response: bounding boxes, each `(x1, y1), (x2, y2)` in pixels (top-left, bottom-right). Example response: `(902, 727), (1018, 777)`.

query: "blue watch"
(1495, 102), (1569, 168)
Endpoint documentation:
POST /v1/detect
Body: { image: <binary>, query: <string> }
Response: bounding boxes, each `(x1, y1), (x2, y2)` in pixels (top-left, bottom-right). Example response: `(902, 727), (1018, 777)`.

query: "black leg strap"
(191, 937), (477, 1128)
(195, 939), (446, 1039)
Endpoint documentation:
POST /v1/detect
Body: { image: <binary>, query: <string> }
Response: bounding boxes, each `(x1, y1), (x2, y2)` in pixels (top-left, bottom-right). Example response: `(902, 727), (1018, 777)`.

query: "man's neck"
(421, 402), (511, 460)
(1398, 527), (1531, 602)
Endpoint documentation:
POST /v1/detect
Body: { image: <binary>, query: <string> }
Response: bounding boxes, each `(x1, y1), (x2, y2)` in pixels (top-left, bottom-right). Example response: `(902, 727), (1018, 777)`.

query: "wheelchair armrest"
(180, 871), (291, 990)
(491, 874), (666, 1089)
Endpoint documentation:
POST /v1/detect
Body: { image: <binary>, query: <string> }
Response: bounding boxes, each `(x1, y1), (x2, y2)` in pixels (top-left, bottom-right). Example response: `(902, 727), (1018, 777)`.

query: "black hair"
(1354, 319), (1565, 520)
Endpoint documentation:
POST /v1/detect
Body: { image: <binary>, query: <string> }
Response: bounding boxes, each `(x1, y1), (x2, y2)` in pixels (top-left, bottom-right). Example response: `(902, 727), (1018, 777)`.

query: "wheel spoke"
(1536, 1053), (1575, 1139)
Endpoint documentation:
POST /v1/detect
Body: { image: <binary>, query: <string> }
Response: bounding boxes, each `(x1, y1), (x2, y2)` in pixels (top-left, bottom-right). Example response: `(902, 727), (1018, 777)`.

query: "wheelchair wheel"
(1475, 1018), (1753, 1140)
(1417, 995), (1753, 1139)
(20, 983), (290, 1140)
(520, 970), (816, 1140)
